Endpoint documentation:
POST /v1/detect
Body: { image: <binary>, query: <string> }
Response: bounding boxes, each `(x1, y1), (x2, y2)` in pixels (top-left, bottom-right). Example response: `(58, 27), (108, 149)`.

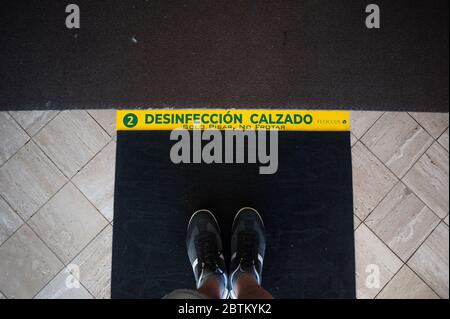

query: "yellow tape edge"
(116, 109), (350, 131)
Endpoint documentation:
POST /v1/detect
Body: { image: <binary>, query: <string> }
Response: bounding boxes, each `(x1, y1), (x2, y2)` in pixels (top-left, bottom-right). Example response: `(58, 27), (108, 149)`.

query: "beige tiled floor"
(0, 110), (448, 299)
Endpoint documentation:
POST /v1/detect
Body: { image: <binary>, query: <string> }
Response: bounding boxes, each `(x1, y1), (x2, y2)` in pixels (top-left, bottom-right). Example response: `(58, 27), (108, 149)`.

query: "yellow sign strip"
(116, 110), (350, 131)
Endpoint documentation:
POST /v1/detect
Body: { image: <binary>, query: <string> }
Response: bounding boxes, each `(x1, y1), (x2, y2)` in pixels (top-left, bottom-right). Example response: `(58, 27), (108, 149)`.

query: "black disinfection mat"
(111, 126), (355, 298)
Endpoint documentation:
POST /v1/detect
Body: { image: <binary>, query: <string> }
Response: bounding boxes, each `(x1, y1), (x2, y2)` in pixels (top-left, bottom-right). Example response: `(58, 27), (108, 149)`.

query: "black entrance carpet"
(0, 0), (448, 111)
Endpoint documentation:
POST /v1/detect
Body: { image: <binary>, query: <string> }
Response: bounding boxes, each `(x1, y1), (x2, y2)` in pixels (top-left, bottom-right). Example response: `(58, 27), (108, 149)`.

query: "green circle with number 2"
(123, 113), (138, 128)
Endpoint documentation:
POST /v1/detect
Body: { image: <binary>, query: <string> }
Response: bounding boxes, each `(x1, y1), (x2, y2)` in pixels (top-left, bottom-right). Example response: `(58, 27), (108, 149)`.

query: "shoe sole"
(232, 207), (265, 229)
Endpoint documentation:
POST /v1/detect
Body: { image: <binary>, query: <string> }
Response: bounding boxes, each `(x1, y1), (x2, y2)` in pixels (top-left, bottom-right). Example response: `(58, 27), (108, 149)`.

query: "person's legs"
(197, 276), (223, 299)
(230, 207), (273, 299)
(234, 274), (273, 299)
(186, 209), (229, 299)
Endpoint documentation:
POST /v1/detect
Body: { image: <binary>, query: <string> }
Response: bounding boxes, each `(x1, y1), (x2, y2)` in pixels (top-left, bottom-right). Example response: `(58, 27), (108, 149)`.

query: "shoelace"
(196, 232), (220, 272)
(237, 231), (258, 271)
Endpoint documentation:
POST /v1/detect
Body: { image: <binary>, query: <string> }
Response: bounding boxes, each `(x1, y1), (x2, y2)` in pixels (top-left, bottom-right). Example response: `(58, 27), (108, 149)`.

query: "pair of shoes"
(186, 207), (266, 299)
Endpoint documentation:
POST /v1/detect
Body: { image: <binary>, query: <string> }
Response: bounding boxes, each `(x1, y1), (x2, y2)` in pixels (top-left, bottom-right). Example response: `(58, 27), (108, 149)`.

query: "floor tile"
(445, 215), (449, 226)
(355, 224), (403, 299)
(0, 225), (63, 298)
(0, 197), (23, 245)
(0, 291), (5, 299)
(34, 110), (110, 178)
(376, 265), (439, 299)
(10, 111), (58, 136)
(408, 223), (449, 298)
(438, 128), (449, 152)
(403, 142), (449, 218)
(0, 141), (67, 220)
(34, 268), (93, 299)
(0, 112), (29, 165)
(366, 183), (440, 261)
(350, 111), (383, 139)
(72, 225), (112, 299)
(72, 141), (116, 221)
(88, 110), (116, 137)
(362, 112), (433, 178)
(28, 183), (108, 264)
(409, 112), (449, 139)
(352, 142), (398, 220)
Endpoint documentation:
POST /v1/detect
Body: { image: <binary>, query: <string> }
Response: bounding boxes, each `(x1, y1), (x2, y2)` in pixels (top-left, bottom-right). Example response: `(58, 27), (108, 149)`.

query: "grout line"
(357, 112), (437, 181)
(66, 223), (110, 270)
(407, 112), (449, 141)
(356, 131), (444, 223)
(361, 179), (443, 296)
(3, 110), (69, 180)
(2, 110), (446, 299)
(354, 221), (362, 232)
(399, 142), (447, 220)
(31, 266), (95, 300)
(30, 222), (111, 299)
(0, 194), (26, 249)
(2, 130), (112, 228)
(64, 223), (112, 299)
(403, 264), (443, 299)
(406, 180), (442, 222)
(358, 174), (400, 225)
(374, 263), (442, 299)
(8, 110), (62, 138)
(7, 108), (60, 140)
(25, 127), (114, 222)
(70, 180), (111, 225)
(21, 175), (70, 222)
(27, 111), (62, 138)
(354, 144), (447, 300)
(359, 137), (406, 181)
(355, 111), (385, 142)
(0, 193), (25, 223)
(401, 221), (445, 299)
(70, 138), (115, 222)
(403, 219), (445, 265)
(25, 139), (114, 296)
(86, 109), (116, 138)
(359, 223), (405, 299)
(435, 127), (449, 154)
(398, 135), (437, 181)
(363, 218), (444, 299)
(354, 116), (404, 180)
(372, 263), (405, 299)
(352, 121), (403, 223)
(30, 110), (112, 181)
(0, 221), (65, 299)
(361, 216), (405, 263)
(1, 112), (115, 298)
(25, 224), (70, 288)
(392, 115), (448, 220)
(69, 135), (114, 179)
(0, 116), (31, 171)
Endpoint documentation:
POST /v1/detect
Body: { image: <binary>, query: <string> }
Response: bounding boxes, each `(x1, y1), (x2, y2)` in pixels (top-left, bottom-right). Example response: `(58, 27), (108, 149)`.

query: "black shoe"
(230, 207), (266, 299)
(186, 209), (229, 299)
